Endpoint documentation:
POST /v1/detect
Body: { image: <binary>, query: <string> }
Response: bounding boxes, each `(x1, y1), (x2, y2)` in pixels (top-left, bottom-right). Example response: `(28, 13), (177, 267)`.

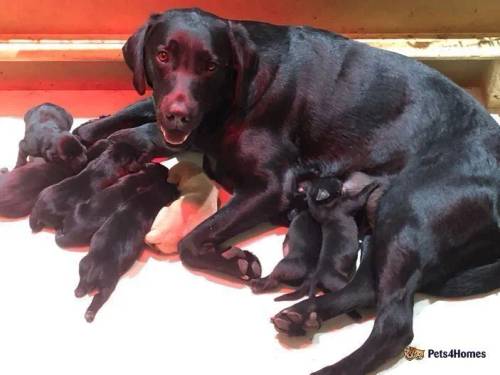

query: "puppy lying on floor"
(29, 142), (142, 232)
(0, 158), (81, 218)
(86, 122), (178, 164)
(145, 161), (218, 254)
(16, 103), (87, 171)
(56, 163), (170, 248)
(75, 165), (179, 322)
(251, 166), (389, 301)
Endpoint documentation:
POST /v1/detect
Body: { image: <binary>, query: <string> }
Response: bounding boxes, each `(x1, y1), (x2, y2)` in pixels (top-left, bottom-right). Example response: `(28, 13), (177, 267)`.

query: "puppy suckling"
(75, 169), (179, 322)
(0, 158), (80, 218)
(86, 122), (178, 165)
(250, 208), (322, 301)
(16, 103), (87, 172)
(252, 166), (389, 300)
(145, 161), (219, 254)
(300, 173), (381, 296)
(29, 142), (142, 232)
(56, 163), (170, 248)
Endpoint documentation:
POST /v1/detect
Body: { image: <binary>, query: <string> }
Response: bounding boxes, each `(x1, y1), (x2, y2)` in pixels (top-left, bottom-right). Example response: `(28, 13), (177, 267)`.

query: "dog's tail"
(424, 260), (500, 297)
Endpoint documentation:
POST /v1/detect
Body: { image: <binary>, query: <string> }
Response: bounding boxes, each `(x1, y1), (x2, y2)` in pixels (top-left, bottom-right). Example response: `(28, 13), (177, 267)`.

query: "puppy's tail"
(423, 260), (500, 297)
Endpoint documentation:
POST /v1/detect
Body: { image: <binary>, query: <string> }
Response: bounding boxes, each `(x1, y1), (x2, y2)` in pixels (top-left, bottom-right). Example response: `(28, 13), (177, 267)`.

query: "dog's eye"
(206, 61), (218, 72)
(157, 51), (170, 63)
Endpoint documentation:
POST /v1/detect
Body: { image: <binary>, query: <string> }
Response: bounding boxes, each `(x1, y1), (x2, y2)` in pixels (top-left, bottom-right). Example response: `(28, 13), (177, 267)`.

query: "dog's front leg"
(178, 184), (283, 280)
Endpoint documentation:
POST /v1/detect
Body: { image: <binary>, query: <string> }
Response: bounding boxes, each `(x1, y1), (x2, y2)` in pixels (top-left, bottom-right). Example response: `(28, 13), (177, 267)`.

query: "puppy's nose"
(165, 103), (190, 124)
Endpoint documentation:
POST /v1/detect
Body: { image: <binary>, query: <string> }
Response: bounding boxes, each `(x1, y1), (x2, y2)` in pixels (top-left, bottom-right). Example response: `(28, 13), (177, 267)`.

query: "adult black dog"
(75, 8), (500, 374)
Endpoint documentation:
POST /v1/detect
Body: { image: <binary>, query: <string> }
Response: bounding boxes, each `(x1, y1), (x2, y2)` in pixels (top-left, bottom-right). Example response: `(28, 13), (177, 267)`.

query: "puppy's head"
(24, 102), (73, 129)
(143, 162), (169, 181)
(123, 9), (256, 146)
(56, 134), (88, 172)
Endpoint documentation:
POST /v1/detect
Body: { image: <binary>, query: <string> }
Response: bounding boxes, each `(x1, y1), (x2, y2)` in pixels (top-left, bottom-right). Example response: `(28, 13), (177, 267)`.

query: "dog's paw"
(221, 247), (262, 280)
(271, 308), (321, 336)
(250, 276), (279, 293)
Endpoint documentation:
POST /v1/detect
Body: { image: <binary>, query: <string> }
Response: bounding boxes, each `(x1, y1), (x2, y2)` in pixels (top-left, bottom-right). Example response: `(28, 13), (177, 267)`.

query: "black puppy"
(56, 163), (169, 248)
(0, 158), (80, 218)
(72, 98), (156, 146)
(75, 171), (179, 322)
(16, 103), (87, 171)
(252, 170), (385, 301)
(86, 122), (179, 164)
(29, 142), (142, 232)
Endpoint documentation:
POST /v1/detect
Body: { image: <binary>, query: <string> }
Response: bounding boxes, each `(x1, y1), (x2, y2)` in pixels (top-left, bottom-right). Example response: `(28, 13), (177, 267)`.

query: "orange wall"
(2, 0), (500, 36)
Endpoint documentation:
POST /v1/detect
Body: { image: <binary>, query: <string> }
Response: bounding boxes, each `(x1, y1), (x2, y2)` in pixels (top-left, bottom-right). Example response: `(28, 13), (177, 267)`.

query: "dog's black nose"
(165, 109), (190, 124)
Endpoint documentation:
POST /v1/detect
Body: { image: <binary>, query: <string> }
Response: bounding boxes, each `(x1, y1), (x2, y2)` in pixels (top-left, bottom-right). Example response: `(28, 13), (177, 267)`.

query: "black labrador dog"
(73, 8), (500, 374)
(0, 158), (80, 218)
(56, 162), (169, 248)
(75, 167), (179, 322)
(29, 142), (142, 232)
(17, 103), (87, 171)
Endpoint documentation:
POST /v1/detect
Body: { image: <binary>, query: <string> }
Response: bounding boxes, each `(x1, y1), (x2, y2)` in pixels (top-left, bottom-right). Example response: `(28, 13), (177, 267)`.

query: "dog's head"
(56, 134), (88, 172)
(122, 8), (257, 146)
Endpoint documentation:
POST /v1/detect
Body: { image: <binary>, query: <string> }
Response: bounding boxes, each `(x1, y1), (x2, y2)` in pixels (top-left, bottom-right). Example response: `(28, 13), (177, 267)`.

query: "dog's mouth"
(161, 128), (191, 146)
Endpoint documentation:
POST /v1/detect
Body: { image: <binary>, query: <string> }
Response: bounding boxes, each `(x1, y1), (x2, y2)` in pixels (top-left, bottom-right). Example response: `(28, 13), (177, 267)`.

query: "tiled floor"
(0, 92), (499, 375)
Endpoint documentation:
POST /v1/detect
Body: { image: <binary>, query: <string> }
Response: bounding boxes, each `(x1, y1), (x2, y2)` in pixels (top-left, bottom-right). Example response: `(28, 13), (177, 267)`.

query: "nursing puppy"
(75, 171), (179, 322)
(0, 158), (79, 218)
(86, 122), (179, 164)
(16, 103), (87, 171)
(29, 142), (142, 232)
(56, 163), (169, 248)
(252, 169), (389, 300)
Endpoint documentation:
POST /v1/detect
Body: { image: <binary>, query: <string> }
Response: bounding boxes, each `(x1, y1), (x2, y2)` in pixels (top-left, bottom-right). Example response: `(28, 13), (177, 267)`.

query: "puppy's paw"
(250, 276), (279, 294)
(221, 247), (262, 280)
(272, 307), (321, 336)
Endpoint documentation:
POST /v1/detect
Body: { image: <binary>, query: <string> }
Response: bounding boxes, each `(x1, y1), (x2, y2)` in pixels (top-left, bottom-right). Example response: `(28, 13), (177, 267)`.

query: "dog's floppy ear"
(122, 13), (162, 95)
(227, 21), (259, 109)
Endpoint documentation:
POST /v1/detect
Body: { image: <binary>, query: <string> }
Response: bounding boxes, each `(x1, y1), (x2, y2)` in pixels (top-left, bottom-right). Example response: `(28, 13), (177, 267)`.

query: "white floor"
(1, 99), (499, 375)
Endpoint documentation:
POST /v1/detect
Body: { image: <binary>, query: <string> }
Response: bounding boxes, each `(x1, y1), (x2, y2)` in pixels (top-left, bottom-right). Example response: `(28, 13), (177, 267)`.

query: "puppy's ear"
(227, 21), (259, 108)
(315, 188), (331, 202)
(122, 13), (162, 95)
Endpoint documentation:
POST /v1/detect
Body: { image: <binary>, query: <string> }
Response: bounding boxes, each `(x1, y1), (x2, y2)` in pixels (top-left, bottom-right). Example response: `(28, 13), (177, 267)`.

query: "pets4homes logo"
(404, 346), (487, 361)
